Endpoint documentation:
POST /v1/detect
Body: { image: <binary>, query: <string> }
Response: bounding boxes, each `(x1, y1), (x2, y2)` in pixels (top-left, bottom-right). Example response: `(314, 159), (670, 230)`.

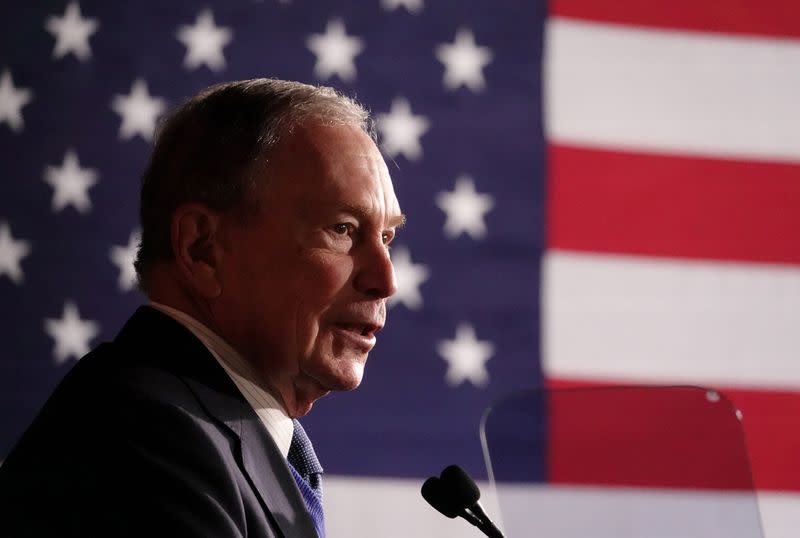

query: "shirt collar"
(148, 301), (294, 457)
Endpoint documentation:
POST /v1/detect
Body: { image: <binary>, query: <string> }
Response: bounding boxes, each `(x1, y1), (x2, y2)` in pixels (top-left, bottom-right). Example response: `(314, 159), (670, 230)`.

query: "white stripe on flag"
(545, 17), (800, 163)
(324, 476), (799, 538)
(758, 491), (800, 538)
(324, 475), (501, 538)
(495, 484), (760, 538)
(542, 250), (800, 388)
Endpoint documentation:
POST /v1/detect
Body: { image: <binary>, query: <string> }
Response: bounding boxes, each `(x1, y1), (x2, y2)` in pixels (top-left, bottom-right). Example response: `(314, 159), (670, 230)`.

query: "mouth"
(332, 321), (383, 352)
(335, 322), (382, 338)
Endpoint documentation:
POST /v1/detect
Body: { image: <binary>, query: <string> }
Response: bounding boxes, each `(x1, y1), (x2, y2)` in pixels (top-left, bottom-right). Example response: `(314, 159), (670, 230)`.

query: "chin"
(340, 359), (366, 390)
(316, 358), (365, 392)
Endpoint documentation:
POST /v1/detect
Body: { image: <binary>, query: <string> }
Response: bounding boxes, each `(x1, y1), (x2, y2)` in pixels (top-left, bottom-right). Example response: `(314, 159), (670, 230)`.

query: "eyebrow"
(342, 204), (407, 229)
(390, 214), (407, 228)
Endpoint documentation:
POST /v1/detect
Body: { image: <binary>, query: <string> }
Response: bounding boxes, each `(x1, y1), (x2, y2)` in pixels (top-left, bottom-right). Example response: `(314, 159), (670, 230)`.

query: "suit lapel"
(115, 306), (319, 538)
(238, 415), (319, 538)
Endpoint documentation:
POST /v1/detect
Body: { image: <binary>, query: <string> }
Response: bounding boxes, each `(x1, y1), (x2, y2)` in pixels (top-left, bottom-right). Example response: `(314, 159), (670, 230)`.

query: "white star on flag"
(381, 0), (424, 14)
(44, 2), (99, 62)
(110, 229), (141, 292)
(388, 245), (429, 310)
(43, 150), (98, 214)
(0, 69), (33, 133)
(435, 28), (493, 92)
(176, 9), (233, 72)
(377, 97), (430, 161)
(111, 79), (166, 142)
(306, 19), (364, 82)
(437, 322), (494, 387)
(44, 301), (100, 364)
(0, 221), (31, 285)
(436, 175), (494, 239)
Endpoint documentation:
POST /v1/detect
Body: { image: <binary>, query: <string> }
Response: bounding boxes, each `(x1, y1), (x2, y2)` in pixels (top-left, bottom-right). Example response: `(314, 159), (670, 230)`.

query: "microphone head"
(440, 464), (481, 505)
(421, 476), (460, 518)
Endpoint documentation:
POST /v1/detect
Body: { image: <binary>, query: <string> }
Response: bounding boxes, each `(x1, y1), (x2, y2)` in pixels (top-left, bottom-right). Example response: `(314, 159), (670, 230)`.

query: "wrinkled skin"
(210, 121), (404, 416)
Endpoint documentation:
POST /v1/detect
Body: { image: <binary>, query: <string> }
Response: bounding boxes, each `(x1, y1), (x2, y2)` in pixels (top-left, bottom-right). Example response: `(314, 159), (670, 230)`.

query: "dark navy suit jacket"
(0, 306), (319, 538)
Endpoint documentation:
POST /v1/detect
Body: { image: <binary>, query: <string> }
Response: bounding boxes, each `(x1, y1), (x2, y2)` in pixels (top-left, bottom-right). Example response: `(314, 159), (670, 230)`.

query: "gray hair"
(134, 78), (373, 291)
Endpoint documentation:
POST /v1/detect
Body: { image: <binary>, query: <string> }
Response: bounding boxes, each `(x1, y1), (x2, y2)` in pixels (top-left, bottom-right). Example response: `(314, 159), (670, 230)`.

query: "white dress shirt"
(149, 301), (294, 458)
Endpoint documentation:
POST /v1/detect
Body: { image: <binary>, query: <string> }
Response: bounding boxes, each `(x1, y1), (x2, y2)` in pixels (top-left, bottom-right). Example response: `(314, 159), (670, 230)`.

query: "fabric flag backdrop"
(0, 1), (797, 537)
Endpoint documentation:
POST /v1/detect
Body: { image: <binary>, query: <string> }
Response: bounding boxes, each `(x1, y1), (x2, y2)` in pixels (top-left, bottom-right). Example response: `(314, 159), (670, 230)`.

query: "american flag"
(0, 1), (798, 537)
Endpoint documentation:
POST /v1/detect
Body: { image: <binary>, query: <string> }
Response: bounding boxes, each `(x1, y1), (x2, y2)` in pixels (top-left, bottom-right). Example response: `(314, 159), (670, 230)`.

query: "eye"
(381, 230), (395, 246)
(330, 222), (358, 240)
(333, 222), (356, 236)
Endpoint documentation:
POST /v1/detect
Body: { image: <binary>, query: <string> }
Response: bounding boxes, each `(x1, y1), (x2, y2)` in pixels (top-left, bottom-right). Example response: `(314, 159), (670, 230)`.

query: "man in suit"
(0, 79), (403, 537)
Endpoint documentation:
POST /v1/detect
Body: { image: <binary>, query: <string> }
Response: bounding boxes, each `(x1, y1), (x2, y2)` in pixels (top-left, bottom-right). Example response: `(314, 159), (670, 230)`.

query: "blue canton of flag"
(0, 0), (545, 519)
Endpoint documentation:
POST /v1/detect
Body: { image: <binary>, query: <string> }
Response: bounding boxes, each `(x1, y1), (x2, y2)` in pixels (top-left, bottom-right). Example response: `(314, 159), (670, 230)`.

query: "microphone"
(420, 475), (485, 528)
(421, 465), (506, 538)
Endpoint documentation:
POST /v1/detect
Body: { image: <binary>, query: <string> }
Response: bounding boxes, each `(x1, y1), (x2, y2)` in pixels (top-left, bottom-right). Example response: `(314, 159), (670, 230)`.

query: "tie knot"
(288, 419), (323, 480)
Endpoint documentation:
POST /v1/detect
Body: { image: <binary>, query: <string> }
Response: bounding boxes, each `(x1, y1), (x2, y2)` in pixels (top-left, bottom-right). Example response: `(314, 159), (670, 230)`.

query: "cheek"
(293, 255), (353, 351)
(300, 253), (354, 304)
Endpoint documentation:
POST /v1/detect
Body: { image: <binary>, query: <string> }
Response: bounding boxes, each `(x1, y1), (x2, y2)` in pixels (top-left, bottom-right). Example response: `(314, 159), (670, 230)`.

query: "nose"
(353, 240), (397, 299)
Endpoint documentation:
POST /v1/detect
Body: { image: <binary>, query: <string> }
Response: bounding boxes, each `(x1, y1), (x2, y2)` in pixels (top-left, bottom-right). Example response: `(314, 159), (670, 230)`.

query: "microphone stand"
(461, 504), (505, 538)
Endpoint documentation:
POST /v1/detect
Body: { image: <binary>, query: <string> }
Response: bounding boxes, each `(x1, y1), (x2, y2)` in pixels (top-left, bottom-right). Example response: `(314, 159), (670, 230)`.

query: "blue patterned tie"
(287, 419), (325, 538)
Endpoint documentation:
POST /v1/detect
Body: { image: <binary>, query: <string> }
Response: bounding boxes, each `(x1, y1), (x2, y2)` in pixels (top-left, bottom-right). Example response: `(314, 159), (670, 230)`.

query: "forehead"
(265, 122), (400, 217)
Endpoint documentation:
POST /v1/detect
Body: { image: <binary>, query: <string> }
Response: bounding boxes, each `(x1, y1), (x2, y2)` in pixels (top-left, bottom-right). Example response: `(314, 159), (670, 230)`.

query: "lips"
(335, 321), (382, 337)
(332, 320), (383, 352)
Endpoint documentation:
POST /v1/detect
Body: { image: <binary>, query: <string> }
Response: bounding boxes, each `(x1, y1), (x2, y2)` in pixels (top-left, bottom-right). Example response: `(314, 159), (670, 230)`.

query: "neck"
(146, 268), (217, 330)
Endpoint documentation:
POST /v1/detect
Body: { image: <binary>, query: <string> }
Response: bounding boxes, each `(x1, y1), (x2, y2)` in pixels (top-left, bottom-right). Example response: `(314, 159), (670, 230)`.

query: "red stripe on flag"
(551, 0), (800, 39)
(542, 384), (754, 490)
(547, 144), (800, 265)
(547, 378), (800, 492)
(722, 387), (800, 491)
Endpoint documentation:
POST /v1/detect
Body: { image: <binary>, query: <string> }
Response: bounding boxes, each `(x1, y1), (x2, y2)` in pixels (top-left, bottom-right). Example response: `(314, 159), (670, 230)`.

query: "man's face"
(214, 121), (403, 415)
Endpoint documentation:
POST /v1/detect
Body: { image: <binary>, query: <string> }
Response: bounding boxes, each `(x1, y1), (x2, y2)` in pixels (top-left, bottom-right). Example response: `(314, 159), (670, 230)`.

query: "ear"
(170, 203), (224, 298)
